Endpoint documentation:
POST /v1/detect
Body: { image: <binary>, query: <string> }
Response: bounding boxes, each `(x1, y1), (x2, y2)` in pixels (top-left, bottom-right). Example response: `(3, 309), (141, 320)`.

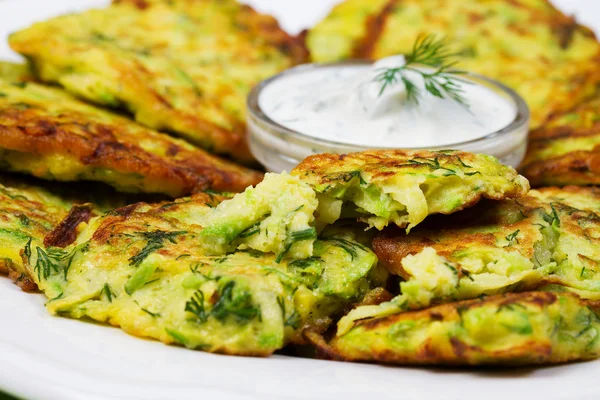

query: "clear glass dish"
(247, 61), (530, 173)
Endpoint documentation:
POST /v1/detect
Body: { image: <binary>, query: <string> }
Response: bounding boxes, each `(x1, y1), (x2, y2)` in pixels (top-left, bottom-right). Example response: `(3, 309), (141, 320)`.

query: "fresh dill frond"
(128, 230), (186, 267)
(185, 290), (208, 323)
(275, 227), (317, 263)
(211, 281), (260, 323)
(34, 247), (61, 280)
(373, 34), (468, 106)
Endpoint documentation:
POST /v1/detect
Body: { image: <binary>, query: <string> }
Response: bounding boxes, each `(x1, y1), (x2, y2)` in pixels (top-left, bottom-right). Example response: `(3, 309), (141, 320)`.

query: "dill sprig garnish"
(374, 34), (468, 106)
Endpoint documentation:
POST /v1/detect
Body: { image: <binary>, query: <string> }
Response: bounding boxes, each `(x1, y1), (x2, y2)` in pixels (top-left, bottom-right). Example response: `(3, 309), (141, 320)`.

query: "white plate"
(1, 1), (600, 400)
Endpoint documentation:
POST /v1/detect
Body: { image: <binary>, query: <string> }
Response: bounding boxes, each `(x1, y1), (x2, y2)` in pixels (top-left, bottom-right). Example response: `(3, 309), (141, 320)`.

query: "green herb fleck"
(135, 301), (161, 318)
(185, 290), (208, 323)
(542, 204), (561, 227)
(505, 229), (520, 245)
(102, 283), (114, 303)
(34, 247), (61, 280)
(275, 227), (317, 263)
(129, 230), (186, 267)
(211, 281), (260, 323)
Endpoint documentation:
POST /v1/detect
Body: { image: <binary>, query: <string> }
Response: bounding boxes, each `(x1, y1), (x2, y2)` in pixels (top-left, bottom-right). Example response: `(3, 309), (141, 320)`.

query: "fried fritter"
(292, 150), (529, 231)
(336, 186), (600, 335)
(9, 0), (306, 162)
(307, 0), (600, 128)
(0, 172), (160, 291)
(520, 95), (600, 187)
(0, 176), (72, 291)
(0, 79), (262, 196)
(0, 62), (33, 83)
(198, 173), (318, 259)
(22, 194), (381, 356)
(328, 292), (600, 366)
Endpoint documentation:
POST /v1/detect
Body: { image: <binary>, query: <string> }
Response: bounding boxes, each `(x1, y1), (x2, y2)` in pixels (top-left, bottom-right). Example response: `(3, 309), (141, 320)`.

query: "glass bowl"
(247, 61), (530, 173)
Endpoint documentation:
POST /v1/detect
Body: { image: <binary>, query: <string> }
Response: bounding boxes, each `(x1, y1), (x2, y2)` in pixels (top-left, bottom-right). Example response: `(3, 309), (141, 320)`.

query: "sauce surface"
(259, 56), (517, 147)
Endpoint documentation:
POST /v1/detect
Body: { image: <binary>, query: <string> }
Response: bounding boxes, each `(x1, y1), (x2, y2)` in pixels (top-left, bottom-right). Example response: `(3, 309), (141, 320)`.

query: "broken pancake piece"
(329, 292), (600, 366)
(337, 186), (600, 335)
(0, 79), (263, 196)
(22, 194), (382, 356)
(0, 177), (73, 290)
(198, 173), (318, 261)
(292, 150), (529, 231)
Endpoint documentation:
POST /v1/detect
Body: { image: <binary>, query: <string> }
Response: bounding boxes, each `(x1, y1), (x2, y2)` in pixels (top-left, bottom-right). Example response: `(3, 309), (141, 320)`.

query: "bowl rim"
(247, 60), (530, 150)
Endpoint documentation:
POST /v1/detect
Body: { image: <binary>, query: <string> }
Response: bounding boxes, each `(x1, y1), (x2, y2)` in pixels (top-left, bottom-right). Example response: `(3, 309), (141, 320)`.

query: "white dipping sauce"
(259, 56), (517, 147)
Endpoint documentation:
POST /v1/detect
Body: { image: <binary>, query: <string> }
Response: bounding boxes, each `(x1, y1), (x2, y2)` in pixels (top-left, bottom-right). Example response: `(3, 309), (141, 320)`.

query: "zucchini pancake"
(1, 0), (599, 370)
(520, 94), (600, 187)
(328, 292), (600, 365)
(330, 186), (600, 365)
(22, 190), (383, 356)
(306, 0), (600, 128)
(0, 78), (263, 196)
(292, 150), (529, 231)
(0, 176), (73, 291)
(9, 0), (307, 162)
(12, 150), (533, 358)
(0, 173), (152, 291)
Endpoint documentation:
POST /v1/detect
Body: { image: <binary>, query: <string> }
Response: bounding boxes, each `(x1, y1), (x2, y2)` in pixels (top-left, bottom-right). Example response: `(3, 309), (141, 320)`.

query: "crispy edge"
(520, 148), (600, 187)
(44, 204), (94, 248)
(327, 292), (600, 366)
(0, 106), (263, 195)
(355, 0), (600, 57)
(353, 0), (395, 59)
(0, 258), (37, 292)
(294, 150), (528, 216)
(113, 0), (308, 64)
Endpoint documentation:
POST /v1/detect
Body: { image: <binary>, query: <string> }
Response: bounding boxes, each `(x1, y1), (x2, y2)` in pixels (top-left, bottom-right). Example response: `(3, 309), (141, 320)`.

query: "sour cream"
(258, 56), (517, 148)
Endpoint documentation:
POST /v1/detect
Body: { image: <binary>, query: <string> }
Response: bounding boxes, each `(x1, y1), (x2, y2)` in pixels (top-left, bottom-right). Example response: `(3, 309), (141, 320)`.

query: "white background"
(0, 1), (599, 400)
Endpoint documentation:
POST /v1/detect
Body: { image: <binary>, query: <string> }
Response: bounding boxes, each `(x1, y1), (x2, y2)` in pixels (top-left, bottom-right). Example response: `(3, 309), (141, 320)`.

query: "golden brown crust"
(6, 265), (37, 291)
(0, 177), (77, 292)
(520, 94), (600, 186)
(295, 150), (528, 201)
(534, 185), (600, 202)
(0, 82), (263, 195)
(236, 4), (309, 65)
(328, 292), (600, 366)
(352, 0), (396, 59)
(372, 197), (543, 278)
(112, 0), (308, 63)
(521, 149), (600, 187)
(44, 204), (94, 248)
(346, 292), (559, 365)
(0, 258), (37, 291)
